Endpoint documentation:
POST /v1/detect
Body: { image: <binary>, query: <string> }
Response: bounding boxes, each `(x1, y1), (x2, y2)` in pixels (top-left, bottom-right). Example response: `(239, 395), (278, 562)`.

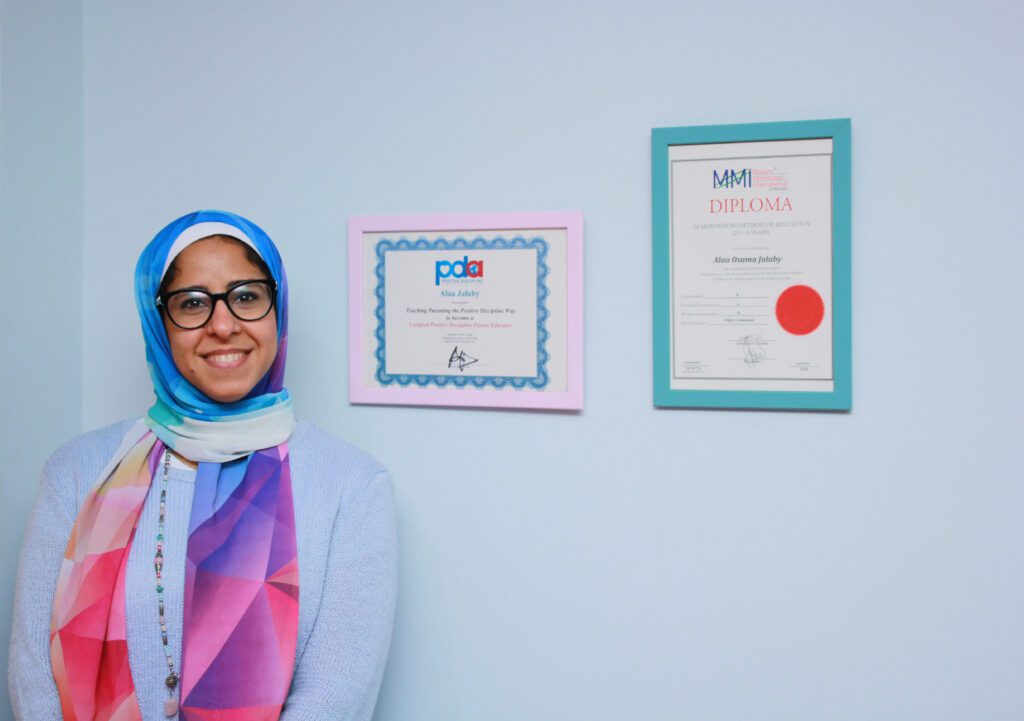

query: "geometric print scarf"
(50, 210), (299, 720)
(49, 426), (298, 721)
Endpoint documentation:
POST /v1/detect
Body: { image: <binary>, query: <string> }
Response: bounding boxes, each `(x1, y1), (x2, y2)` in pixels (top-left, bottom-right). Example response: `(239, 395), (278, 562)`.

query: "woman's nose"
(206, 298), (239, 337)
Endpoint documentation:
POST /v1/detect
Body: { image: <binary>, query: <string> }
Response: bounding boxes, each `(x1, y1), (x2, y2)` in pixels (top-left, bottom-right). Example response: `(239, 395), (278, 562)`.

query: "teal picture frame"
(652, 119), (851, 410)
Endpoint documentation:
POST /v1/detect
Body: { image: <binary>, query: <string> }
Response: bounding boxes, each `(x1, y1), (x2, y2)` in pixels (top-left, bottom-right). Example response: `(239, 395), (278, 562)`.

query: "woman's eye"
(231, 285), (267, 306)
(174, 295), (210, 314)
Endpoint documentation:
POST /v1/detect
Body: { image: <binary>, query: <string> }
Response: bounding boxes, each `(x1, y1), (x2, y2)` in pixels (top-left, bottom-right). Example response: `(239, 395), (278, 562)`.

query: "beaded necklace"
(157, 449), (180, 717)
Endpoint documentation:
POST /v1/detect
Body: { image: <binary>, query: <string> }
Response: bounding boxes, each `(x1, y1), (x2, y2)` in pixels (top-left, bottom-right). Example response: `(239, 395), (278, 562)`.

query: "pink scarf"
(50, 424), (298, 720)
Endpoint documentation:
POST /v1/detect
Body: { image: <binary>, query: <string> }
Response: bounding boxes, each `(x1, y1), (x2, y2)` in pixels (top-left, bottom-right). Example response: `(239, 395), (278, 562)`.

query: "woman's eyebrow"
(227, 278), (269, 288)
(166, 283), (211, 293)
(165, 279), (267, 294)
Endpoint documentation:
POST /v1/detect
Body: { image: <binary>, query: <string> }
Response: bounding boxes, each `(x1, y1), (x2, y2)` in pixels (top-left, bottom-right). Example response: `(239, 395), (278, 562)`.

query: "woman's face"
(162, 236), (278, 403)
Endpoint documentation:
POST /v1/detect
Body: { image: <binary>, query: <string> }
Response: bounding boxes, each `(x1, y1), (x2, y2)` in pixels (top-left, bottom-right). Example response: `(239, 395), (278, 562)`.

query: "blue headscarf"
(134, 210), (294, 461)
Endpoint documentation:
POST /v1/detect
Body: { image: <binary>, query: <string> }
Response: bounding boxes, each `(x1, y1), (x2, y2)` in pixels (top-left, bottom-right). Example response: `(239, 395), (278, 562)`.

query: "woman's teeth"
(206, 352), (246, 367)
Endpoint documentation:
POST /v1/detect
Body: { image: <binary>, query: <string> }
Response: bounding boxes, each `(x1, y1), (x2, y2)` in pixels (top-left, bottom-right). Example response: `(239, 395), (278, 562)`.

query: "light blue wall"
(4, 0), (1023, 719)
(0, 0), (83, 716)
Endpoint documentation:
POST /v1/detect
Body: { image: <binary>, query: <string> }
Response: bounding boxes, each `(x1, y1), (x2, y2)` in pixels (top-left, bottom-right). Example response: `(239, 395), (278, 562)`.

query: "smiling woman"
(8, 211), (398, 721)
(159, 236), (280, 403)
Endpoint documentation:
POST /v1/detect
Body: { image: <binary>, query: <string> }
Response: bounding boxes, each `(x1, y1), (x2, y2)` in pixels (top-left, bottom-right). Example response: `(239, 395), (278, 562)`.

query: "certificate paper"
(373, 235), (551, 387)
(349, 213), (584, 410)
(652, 119), (852, 410)
(670, 138), (833, 392)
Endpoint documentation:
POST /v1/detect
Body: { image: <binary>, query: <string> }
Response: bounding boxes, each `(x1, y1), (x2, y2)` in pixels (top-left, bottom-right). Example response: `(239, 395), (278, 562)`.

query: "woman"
(9, 210), (397, 721)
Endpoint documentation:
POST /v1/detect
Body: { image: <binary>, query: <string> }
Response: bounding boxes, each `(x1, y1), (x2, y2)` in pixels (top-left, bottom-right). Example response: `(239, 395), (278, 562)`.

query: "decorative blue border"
(374, 235), (550, 389)
(652, 118), (852, 410)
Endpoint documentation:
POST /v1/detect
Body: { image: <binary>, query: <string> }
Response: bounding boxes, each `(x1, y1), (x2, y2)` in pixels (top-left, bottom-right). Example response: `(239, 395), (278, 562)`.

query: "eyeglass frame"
(156, 279), (278, 330)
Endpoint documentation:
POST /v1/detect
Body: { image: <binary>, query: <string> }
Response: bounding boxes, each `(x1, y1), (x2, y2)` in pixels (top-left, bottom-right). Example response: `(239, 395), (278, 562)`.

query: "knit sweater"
(8, 419), (397, 721)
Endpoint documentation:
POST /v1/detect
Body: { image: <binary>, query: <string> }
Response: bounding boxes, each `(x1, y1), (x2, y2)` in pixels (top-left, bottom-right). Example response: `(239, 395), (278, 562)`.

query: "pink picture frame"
(348, 212), (584, 410)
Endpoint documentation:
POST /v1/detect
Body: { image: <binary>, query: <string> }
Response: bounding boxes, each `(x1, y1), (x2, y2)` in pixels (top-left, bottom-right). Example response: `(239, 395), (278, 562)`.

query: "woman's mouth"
(203, 350), (250, 369)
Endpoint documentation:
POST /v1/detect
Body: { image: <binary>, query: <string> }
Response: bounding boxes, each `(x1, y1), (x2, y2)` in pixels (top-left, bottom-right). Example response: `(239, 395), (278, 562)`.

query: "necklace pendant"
(158, 450), (180, 719)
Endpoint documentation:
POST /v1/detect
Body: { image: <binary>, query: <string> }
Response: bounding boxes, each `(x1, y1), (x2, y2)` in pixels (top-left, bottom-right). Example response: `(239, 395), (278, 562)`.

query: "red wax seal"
(775, 285), (825, 335)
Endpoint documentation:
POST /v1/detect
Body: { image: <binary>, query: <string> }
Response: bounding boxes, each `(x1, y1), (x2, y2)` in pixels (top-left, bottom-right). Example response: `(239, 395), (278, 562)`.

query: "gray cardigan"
(9, 419), (397, 720)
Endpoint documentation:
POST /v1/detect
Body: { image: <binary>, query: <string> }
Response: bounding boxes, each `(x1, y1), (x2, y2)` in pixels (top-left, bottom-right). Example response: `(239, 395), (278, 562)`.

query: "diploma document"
(375, 235), (551, 388)
(653, 120), (851, 409)
(349, 213), (584, 410)
(671, 138), (833, 392)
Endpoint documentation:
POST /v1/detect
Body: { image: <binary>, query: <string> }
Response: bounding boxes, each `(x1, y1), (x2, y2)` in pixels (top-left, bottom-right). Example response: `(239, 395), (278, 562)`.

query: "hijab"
(50, 210), (299, 721)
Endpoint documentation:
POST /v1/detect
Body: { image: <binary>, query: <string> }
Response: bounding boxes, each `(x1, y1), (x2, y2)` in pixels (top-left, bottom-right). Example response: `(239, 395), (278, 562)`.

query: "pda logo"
(435, 256), (484, 285)
(713, 169), (751, 189)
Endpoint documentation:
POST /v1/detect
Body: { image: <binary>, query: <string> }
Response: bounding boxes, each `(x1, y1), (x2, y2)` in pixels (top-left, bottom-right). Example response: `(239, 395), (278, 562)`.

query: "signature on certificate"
(738, 334), (767, 367)
(448, 346), (478, 372)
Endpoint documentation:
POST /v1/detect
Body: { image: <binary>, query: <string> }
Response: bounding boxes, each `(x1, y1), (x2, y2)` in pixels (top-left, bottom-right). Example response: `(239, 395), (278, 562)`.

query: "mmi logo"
(435, 256), (484, 285)
(712, 169), (752, 189)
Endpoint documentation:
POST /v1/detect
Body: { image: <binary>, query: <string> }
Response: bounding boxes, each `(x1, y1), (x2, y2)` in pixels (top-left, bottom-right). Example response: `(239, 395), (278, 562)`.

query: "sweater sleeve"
(8, 460), (78, 721)
(281, 470), (398, 721)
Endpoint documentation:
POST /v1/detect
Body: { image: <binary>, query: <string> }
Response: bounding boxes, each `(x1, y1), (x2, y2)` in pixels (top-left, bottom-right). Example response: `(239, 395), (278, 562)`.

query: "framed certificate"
(652, 119), (851, 410)
(348, 212), (584, 410)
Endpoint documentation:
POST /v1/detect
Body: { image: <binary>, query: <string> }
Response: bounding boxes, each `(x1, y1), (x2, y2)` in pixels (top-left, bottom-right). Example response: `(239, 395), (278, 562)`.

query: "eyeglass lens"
(165, 282), (273, 328)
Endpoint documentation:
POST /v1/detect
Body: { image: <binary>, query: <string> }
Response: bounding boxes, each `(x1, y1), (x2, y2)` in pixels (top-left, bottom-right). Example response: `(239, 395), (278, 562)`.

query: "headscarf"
(50, 210), (299, 721)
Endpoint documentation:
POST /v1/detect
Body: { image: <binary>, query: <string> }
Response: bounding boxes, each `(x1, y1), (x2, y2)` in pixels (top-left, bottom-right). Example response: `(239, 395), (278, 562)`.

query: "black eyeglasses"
(157, 280), (277, 330)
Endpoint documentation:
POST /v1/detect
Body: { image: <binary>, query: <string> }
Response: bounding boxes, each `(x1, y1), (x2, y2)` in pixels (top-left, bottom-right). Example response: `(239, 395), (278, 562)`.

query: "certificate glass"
(349, 212), (584, 410)
(653, 120), (851, 410)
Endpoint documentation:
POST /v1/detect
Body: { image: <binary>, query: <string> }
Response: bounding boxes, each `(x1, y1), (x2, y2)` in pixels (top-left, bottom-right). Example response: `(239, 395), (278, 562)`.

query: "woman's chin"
(195, 378), (254, 404)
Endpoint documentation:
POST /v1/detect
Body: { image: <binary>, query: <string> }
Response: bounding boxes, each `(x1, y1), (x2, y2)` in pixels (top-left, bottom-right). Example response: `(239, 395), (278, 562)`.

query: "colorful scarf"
(50, 210), (299, 721)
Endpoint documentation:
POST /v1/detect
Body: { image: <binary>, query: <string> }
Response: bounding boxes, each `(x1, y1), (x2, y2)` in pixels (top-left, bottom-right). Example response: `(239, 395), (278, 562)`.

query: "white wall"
(4, 0), (1023, 719)
(0, 0), (83, 715)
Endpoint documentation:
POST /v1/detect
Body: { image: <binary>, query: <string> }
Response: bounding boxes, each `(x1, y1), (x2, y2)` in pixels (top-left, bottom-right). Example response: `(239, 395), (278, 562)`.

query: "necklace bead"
(157, 449), (179, 717)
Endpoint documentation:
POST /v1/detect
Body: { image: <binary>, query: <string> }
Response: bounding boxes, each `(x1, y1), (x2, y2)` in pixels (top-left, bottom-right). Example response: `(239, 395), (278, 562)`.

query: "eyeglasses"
(157, 280), (277, 330)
